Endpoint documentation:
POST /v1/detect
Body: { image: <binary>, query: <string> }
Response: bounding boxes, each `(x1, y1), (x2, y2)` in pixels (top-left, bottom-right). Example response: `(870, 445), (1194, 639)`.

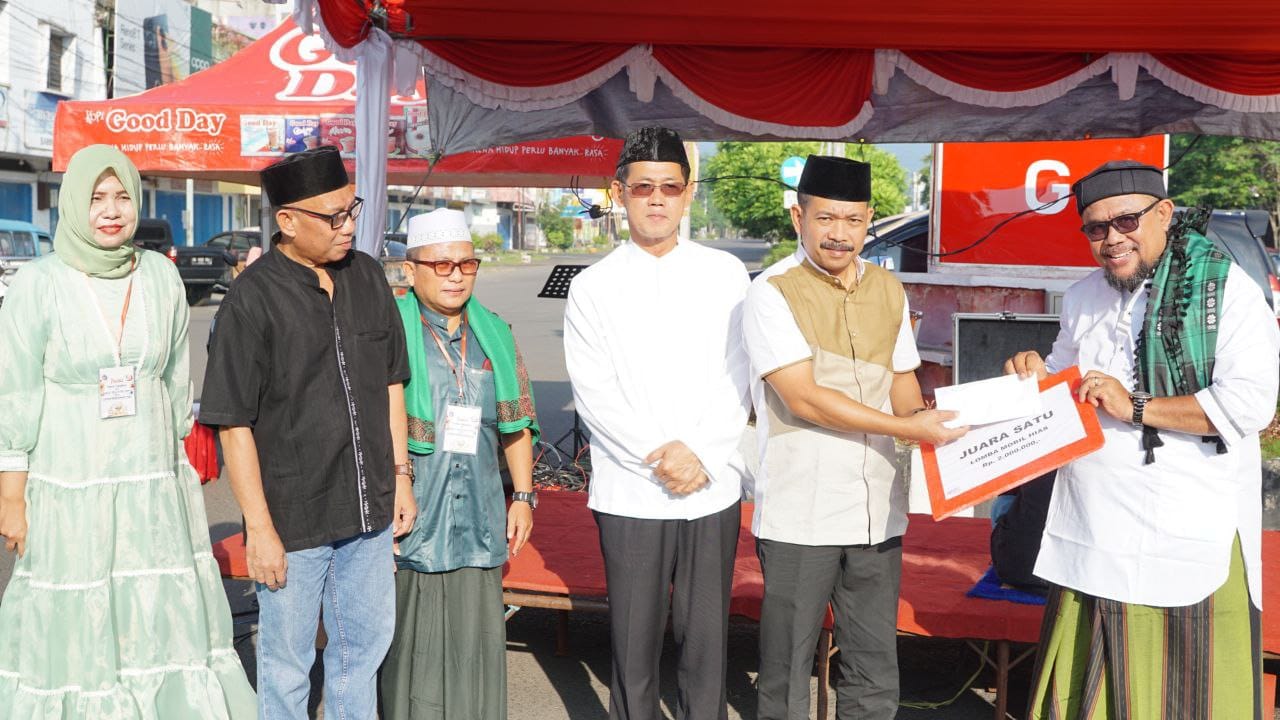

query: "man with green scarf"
(379, 207), (538, 720)
(1007, 160), (1280, 719)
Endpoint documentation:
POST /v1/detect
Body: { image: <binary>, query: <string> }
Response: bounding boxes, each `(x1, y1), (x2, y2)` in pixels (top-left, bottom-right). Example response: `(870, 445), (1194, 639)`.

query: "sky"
(879, 143), (932, 173)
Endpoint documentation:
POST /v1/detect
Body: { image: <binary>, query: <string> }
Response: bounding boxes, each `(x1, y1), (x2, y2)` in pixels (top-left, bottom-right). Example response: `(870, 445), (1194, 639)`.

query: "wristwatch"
(1129, 391), (1153, 428)
(393, 462), (414, 482)
(511, 491), (538, 509)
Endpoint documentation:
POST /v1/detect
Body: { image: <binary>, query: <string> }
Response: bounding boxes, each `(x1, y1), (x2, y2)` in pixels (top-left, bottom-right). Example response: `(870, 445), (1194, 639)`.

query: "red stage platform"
(213, 490), (1280, 719)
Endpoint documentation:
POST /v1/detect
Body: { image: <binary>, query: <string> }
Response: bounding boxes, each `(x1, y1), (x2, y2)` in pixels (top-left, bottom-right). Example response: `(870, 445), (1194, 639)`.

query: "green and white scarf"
(396, 293), (539, 455)
(1137, 209), (1231, 464)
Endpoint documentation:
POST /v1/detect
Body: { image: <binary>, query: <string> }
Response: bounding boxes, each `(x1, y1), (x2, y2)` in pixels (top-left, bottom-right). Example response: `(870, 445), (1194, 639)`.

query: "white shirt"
(1038, 263), (1279, 607)
(563, 240), (752, 520)
(743, 250), (921, 545)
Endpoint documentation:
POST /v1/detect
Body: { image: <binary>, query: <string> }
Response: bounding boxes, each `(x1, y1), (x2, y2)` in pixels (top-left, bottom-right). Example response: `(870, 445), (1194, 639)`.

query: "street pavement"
(0, 239), (1032, 718)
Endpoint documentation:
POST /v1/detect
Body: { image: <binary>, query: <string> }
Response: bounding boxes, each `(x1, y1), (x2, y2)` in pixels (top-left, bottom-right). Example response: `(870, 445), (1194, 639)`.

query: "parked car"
(186, 227), (269, 304)
(204, 228), (261, 266)
(136, 218), (233, 306)
(180, 228), (407, 303)
(1193, 209), (1279, 319)
(860, 210), (930, 273)
(383, 231), (407, 258)
(856, 208), (1279, 309)
(0, 219), (53, 308)
(0, 219), (53, 258)
(132, 218), (174, 254)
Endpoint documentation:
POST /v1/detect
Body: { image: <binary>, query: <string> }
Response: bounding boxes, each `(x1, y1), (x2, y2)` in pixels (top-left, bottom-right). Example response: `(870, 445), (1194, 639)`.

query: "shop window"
(47, 30), (70, 93)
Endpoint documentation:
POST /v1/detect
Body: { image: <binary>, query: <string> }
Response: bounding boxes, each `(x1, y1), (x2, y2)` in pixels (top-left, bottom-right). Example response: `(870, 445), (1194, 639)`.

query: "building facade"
(0, 0), (106, 231)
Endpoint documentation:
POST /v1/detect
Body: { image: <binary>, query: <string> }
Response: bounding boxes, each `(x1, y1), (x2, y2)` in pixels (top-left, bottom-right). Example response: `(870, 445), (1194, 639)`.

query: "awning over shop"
(52, 18), (621, 187)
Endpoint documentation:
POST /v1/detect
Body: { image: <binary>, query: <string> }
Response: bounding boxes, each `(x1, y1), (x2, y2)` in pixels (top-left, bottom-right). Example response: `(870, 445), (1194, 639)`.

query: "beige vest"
(757, 260), (909, 545)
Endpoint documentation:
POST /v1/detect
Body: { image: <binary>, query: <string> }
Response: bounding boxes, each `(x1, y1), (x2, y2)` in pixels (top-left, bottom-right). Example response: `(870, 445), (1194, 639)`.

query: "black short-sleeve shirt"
(200, 246), (410, 552)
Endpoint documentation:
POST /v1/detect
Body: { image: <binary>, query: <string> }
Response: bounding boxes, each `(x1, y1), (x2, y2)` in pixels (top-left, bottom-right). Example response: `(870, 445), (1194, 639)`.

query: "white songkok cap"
(406, 208), (472, 249)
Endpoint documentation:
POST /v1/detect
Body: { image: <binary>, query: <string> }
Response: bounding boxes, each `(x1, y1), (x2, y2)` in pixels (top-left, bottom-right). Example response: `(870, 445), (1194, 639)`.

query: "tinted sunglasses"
(623, 182), (687, 198)
(1080, 199), (1161, 242)
(408, 258), (482, 276)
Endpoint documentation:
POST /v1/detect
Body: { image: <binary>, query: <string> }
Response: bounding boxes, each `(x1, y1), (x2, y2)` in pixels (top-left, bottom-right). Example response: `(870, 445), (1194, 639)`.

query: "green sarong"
(380, 566), (507, 720)
(1028, 537), (1261, 720)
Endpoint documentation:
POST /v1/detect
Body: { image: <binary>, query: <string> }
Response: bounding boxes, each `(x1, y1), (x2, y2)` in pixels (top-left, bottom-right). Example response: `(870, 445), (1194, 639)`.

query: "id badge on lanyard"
(87, 260), (140, 419)
(441, 403), (482, 455)
(99, 366), (137, 419)
(425, 312), (481, 455)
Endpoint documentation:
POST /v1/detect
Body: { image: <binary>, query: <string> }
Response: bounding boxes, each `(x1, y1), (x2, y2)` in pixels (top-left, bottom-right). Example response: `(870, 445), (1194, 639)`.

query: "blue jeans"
(256, 525), (395, 720)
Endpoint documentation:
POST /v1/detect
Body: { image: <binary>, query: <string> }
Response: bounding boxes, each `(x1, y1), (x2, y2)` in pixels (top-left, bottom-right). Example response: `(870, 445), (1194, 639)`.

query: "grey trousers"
(756, 536), (903, 720)
(594, 501), (741, 720)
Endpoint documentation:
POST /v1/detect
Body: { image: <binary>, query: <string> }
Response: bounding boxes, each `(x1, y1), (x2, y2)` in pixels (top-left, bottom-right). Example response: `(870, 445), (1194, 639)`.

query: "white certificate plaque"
(921, 367), (1104, 520)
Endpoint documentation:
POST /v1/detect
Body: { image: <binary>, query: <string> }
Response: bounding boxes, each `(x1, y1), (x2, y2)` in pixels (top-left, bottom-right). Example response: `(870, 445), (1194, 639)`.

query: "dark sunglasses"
(1080, 198), (1162, 242)
(623, 182), (687, 198)
(281, 197), (364, 230)
(408, 257), (482, 277)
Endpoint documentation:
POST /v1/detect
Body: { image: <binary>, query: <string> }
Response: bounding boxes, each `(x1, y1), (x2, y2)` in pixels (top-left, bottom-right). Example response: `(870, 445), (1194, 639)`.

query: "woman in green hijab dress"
(0, 146), (256, 718)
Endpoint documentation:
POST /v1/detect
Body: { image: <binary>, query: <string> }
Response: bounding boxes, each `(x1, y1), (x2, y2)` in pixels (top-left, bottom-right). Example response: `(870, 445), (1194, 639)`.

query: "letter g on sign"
(1025, 159), (1071, 215)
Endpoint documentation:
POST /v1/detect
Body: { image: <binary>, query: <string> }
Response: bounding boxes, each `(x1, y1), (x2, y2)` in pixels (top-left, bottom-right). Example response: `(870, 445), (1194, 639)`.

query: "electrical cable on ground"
(531, 441), (591, 492)
(898, 640), (989, 710)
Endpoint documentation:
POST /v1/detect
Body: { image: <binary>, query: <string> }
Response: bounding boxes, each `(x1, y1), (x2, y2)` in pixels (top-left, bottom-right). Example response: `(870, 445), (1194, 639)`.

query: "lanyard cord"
(423, 311), (467, 401)
(84, 256), (139, 367)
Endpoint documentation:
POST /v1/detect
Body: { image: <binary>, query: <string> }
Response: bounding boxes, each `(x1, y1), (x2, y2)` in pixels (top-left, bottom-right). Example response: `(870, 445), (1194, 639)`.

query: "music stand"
(537, 264), (588, 299)
(538, 265), (590, 455)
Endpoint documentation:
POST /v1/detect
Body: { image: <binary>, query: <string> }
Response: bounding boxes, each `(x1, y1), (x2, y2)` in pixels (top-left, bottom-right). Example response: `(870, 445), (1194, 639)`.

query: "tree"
(690, 181), (729, 238)
(918, 150), (933, 208)
(705, 142), (910, 241)
(536, 202), (576, 250)
(1168, 135), (1280, 230)
(846, 144), (910, 219)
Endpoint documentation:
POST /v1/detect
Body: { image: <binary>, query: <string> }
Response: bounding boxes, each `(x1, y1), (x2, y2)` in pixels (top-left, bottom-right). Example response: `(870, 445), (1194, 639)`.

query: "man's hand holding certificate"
(920, 366), (1104, 520)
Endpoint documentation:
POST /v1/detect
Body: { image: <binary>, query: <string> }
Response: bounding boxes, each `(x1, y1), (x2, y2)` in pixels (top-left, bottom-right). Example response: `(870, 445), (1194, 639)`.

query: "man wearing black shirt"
(200, 146), (416, 720)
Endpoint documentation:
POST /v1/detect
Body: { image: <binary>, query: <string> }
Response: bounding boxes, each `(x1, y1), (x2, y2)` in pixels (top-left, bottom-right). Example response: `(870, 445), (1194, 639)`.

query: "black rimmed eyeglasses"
(281, 197), (365, 229)
(1080, 198), (1162, 242)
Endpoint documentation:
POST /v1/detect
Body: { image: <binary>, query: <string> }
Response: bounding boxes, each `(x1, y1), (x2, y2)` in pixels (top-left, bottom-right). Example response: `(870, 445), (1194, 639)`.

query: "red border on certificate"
(920, 366), (1103, 521)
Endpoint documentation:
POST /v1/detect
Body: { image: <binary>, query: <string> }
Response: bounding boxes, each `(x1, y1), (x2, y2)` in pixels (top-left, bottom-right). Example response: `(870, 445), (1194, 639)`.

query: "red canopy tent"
(311, 1), (1279, 53)
(294, 0), (1280, 154)
(52, 18), (621, 188)
(283, 0), (1280, 253)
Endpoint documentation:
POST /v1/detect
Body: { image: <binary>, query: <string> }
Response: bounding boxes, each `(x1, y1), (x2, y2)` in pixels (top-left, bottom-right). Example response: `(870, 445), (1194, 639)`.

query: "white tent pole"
(185, 178), (195, 246)
(354, 29), (393, 257)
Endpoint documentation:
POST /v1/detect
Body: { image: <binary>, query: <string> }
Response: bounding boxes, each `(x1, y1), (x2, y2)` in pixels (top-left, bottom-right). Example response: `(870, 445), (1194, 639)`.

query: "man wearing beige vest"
(742, 155), (967, 719)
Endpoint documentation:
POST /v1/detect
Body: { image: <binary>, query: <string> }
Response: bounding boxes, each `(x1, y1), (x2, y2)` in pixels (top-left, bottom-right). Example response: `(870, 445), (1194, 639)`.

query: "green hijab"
(54, 145), (141, 278)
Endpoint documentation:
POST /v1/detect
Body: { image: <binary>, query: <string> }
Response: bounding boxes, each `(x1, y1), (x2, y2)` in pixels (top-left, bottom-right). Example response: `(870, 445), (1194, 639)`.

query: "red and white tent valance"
(284, 0), (1280, 249)
(296, 0), (1280, 140)
(412, 44), (1280, 133)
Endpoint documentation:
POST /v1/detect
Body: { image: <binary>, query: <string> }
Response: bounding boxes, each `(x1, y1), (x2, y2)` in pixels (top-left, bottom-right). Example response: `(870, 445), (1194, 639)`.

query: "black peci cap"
(1072, 160), (1167, 214)
(796, 155), (871, 202)
(616, 127), (690, 176)
(260, 145), (350, 207)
